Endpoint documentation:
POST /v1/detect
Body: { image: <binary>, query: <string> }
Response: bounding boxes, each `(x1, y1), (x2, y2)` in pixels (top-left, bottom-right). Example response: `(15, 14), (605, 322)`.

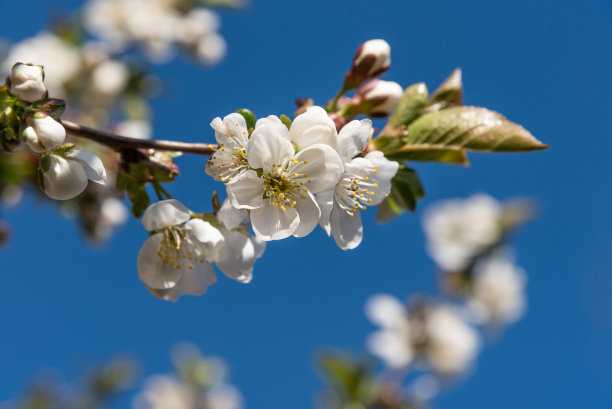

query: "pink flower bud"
(345, 39), (391, 88)
(355, 80), (403, 117)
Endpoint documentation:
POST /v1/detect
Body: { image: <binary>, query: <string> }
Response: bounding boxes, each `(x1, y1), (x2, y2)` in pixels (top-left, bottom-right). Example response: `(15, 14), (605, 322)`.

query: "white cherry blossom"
(206, 113), (250, 182)
(422, 194), (502, 271)
(352, 39), (391, 77)
(366, 295), (480, 375)
(468, 251), (527, 326)
(133, 375), (196, 409)
(23, 113), (66, 154)
(8, 63), (46, 102)
(41, 150), (106, 200)
(226, 116), (343, 240)
(318, 119), (398, 250)
(137, 199), (224, 301)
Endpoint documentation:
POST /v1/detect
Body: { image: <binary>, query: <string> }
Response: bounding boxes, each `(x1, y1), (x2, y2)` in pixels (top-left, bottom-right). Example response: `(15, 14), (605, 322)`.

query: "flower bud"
(345, 39), (391, 88)
(8, 63), (47, 102)
(354, 80), (403, 117)
(22, 113), (66, 153)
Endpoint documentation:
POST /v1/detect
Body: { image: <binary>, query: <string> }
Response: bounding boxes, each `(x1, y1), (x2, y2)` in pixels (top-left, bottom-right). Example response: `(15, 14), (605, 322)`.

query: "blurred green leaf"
(387, 82), (428, 128)
(236, 108), (256, 131)
(377, 166), (425, 222)
(318, 353), (376, 404)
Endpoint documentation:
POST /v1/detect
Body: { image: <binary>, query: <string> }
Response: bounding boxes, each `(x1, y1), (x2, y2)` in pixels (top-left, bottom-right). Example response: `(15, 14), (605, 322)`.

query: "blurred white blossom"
(366, 294), (480, 375)
(133, 375), (196, 409)
(422, 194), (502, 271)
(468, 251), (527, 326)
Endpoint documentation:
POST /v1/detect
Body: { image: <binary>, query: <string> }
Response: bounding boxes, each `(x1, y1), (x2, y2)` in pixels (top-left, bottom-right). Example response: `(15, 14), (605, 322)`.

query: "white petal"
(217, 198), (247, 230)
(216, 230), (262, 283)
(366, 330), (413, 368)
(141, 199), (191, 231)
(255, 115), (283, 129)
(292, 192), (321, 238)
(365, 151), (398, 204)
(23, 126), (45, 153)
(164, 260), (217, 301)
(289, 106), (338, 151)
(66, 149), (106, 184)
(290, 144), (343, 194)
(32, 116), (66, 151)
(226, 170), (265, 210)
(250, 201), (300, 240)
(137, 234), (183, 290)
(337, 119), (372, 160)
(316, 190), (334, 235)
(329, 203), (363, 250)
(365, 293), (406, 328)
(211, 113), (248, 148)
(42, 154), (88, 200)
(184, 219), (224, 261)
(246, 122), (293, 172)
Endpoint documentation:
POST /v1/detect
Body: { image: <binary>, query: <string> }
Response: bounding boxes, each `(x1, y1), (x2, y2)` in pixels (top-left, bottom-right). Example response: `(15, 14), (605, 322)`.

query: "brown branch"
(61, 120), (218, 155)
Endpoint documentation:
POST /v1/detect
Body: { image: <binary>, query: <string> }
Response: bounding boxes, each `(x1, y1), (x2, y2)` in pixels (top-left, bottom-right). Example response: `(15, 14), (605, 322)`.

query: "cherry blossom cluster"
(5, 64), (107, 200)
(205, 108), (399, 248)
(364, 194), (528, 402)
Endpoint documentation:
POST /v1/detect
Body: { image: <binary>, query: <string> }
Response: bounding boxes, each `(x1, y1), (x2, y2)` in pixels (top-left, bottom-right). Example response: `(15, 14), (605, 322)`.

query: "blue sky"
(1, 0), (612, 408)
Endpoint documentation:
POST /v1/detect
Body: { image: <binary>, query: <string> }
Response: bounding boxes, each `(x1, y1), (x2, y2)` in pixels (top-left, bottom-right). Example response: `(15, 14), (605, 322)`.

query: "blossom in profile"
(214, 199), (266, 283)
(41, 149), (106, 200)
(8, 63), (46, 102)
(22, 113), (66, 154)
(366, 294), (480, 375)
(226, 108), (343, 240)
(318, 119), (398, 249)
(468, 250), (527, 326)
(422, 194), (502, 271)
(356, 79), (403, 117)
(205, 113), (250, 182)
(346, 39), (391, 88)
(137, 199), (224, 301)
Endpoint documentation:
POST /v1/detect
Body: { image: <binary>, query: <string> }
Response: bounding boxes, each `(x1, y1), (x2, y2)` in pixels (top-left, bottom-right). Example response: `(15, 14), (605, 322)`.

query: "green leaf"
(404, 106), (548, 153)
(377, 166), (425, 222)
(30, 99), (66, 120)
(318, 353), (375, 403)
(387, 82), (428, 128)
(387, 144), (469, 165)
(236, 108), (256, 131)
(429, 68), (463, 109)
(128, 186), (150, 218)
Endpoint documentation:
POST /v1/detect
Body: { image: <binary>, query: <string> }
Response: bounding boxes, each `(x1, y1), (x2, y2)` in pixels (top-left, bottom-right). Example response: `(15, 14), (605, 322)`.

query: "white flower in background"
(2, 32), (81, 96)
(22, 113), (66, 153)
(423, 194), (502, 271)
(425, 305), (480, 375)
(8, 63), (46, 102)
(207, 385), (243, 409)
(366, 295), (480, 375)
(177, 9), (220, 43)
(95, 196), (129, 241)
(226, 110), (343, 240)
(90, 59), (129, 96)
(195, 33), (227, 65)
(41, 150), (107, 200)
(352, 39), (391, 77)
(116, 119), (153, 140)
(205, 113), (250, 182)
(357, 79), (403, 117)
(318, 119), (398, 250)
(468, 251), (527, 326)
(138, 199), (224, 302)
(133, 375), (196, 409)
(214, 199), (266, 283)
(366, 294), (413, 368)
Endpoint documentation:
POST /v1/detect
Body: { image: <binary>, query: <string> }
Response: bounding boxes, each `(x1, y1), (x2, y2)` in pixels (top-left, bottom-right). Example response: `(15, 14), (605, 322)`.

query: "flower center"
(156, 227), (205, 270)
(262, 159), (310, 211)
(336, 165), (379, 217)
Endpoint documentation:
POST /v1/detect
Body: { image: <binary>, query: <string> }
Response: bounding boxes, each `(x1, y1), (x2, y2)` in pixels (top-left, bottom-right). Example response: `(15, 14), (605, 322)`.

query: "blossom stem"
(61, 120), (218, 155)
(152, 180), (173, 200)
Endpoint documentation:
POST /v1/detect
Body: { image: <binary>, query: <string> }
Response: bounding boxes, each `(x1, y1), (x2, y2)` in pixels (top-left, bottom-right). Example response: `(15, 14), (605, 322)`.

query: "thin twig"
(61, 120), (218, 155)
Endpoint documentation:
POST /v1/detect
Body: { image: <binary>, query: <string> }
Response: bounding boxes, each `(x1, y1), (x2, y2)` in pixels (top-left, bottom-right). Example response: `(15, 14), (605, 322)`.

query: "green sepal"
(52, 143), (75, 156)
(29, 98), (66, 121)
(39, 154), (52, 173)
(376, 166), (425, 222)
(236, 108), (256, 131)
(280, 114), (292, 130)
